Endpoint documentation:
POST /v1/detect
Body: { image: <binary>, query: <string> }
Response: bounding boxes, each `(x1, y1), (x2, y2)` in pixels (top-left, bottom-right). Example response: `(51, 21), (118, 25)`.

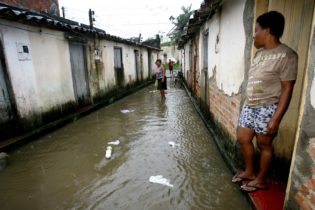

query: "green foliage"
(171, 5), (193, 45)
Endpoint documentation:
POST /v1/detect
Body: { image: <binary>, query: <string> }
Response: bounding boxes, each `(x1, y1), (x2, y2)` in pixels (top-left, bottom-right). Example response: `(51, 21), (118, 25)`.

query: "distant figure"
(174, 69), (183, 87)
(232, 11), (298, 193)
(168, 59), (175, 76)
(155, 59), (167, 100)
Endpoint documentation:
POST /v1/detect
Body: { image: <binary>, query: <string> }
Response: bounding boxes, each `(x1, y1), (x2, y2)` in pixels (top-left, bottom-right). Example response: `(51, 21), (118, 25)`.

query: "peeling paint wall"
(0, 19), (75, 118)
(285, 23), (315, 209)
(207, 0), (246, 96)
(0, 18), (160, 138)
(311, 68), (315, 108)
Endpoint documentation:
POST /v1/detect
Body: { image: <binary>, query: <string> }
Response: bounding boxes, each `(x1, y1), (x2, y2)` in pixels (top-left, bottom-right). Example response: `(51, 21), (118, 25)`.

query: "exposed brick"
(300, 184), (310, 197)
(294, 192), (312, 210)
(307, 179), (315, 191)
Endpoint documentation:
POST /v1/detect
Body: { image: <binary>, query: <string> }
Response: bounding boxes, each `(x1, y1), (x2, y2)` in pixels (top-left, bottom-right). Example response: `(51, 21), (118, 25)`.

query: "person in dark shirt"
(168, 59), (175, 76)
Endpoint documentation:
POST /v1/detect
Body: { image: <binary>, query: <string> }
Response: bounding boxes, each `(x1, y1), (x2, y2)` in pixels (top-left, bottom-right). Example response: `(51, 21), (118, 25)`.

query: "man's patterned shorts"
(238, 103), (278, 134)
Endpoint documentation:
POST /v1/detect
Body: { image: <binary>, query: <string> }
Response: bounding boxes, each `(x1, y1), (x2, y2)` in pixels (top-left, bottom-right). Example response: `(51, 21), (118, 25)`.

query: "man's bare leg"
(236, 127), (256, 179)
(244, 134), (274, 188)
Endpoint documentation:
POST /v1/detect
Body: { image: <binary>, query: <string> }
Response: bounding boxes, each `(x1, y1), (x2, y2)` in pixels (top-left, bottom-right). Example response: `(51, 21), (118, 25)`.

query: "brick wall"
(194, 69), (201, 98)
(209, 77), (241, 140)
(293, 138), (315, 210)
(285, 26), (315, 209)
(0, 0), (59, 15)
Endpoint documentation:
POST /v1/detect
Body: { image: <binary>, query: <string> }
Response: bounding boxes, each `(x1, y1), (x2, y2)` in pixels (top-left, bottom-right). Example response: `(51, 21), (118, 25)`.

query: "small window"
(203, 31), (209, 69)
(16, 43), (31, 61)
(114, 47), (123, 69)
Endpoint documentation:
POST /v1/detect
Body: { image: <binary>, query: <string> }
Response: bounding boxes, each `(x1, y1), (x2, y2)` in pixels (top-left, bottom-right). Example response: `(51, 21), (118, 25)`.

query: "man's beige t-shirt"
(246, 44), (298, 107)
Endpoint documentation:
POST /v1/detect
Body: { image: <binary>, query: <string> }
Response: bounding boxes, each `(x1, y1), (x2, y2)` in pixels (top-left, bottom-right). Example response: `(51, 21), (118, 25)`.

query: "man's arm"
(267, 80), (295, 135)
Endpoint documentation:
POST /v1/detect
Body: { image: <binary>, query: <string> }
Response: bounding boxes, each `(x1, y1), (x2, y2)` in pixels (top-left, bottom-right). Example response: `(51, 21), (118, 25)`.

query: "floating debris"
(168, 141), (180, 148)
(105, 146), (112, 159)
(120, 109), (135, 114)
(149, 175), (174, 188)
(108, 140), (120, 146)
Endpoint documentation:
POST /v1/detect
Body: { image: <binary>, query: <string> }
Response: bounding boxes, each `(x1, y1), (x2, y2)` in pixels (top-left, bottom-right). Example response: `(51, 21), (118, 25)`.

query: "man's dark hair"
(156, 59), (162, 63)
(256, 11), (285, 38)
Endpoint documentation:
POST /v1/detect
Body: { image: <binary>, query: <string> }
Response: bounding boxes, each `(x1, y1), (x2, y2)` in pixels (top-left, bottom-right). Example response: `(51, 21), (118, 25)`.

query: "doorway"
(0, 41), (16, 138)
(69, 42), (91, 106)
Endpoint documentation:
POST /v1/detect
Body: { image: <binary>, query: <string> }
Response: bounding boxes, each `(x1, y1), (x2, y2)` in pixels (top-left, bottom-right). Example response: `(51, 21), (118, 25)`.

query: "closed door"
(0, 40), (14, 128)
(134, 50), (140, 82)
(0, 54), (13, 124)
(148, 51), (152, 79)
(69, 42), (90, 106)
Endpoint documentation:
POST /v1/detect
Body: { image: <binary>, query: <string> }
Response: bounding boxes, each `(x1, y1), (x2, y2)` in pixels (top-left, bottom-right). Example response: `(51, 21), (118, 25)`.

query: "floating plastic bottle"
(108, 140), (120, 146)
(105, 146), (112, 159)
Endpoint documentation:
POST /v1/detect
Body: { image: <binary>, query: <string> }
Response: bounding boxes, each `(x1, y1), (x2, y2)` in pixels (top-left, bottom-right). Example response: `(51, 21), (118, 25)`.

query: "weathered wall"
(285, 25), (315, 210)
(0, 17), (159, 140)
(87, 39), (156, 102)
(180, 0), (253, 167)
(161, 45), (179, 63)
(194, 0), (249, 139)
(142, 49), (149, 79)
(267, 0), (315, 161)
(207, 0), (247, 96)
(0, 19), (75, 119)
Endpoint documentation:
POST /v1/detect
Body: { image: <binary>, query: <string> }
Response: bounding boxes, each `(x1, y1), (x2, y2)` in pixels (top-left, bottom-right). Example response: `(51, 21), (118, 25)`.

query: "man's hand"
(265, 80), (295, 135)
(266, 118), (280, 135)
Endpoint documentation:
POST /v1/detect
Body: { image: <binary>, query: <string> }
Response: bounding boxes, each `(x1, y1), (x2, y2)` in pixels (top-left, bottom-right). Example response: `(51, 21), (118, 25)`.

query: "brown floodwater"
(0, 82), (251, 210)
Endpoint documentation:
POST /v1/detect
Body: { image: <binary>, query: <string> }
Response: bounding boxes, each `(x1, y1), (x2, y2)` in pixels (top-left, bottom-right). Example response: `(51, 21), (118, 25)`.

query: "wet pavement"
(0, 82), (250, 210)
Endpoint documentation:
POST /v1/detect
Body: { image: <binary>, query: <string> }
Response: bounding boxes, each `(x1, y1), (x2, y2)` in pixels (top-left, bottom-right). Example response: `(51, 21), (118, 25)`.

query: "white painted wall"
(0, 20), (75, 118)
(142, 49), (149, 79)
(161, 45), (179, 62)
(1, 19), (159, 121)
(211, 0), (246, 95)
(184, 41), (191, 72)
(101, 40), (155, 90)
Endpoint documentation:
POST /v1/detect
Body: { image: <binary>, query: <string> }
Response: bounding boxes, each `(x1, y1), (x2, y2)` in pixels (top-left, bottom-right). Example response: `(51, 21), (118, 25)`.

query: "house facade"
(178, 0), (315, 208)
(0, 3), (160, 141)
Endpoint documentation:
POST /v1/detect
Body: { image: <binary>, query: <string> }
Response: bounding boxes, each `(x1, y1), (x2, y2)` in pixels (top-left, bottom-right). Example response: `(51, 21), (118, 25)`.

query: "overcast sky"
(58, 0), (203, 40)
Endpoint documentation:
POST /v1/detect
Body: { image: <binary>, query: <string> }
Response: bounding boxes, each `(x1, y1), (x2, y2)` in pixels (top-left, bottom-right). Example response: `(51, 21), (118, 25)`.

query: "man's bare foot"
(241, 180), (268, 192)
(232, 171), (256, 183)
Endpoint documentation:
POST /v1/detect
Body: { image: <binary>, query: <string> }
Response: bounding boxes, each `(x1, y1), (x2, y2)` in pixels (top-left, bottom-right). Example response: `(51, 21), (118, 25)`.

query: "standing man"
(232, 11), (298, 192)
(168, 59), (174, 77)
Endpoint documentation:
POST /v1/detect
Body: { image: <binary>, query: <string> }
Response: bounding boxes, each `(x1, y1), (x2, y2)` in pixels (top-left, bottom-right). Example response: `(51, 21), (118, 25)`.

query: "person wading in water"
(232, 11), (298, 192)
(155, 59), (167, 100)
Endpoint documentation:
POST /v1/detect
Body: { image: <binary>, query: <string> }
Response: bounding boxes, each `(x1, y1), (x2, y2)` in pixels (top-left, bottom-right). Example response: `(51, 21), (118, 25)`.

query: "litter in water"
(149, 175), (174, 188)
(108, 140), (120, 145)
(149, 90), (158, 93)
(168, 141), (180, 147)
(120, 109), (135, 114)
(105, 146), (112, 159)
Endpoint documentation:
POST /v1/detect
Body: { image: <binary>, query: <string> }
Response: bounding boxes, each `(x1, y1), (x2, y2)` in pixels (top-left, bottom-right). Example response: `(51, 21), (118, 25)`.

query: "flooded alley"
(0, 83), (250, 210)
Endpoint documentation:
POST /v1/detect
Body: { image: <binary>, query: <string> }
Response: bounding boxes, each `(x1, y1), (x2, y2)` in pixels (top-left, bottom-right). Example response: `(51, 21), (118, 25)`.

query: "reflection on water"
(0, 83), (250, 210)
